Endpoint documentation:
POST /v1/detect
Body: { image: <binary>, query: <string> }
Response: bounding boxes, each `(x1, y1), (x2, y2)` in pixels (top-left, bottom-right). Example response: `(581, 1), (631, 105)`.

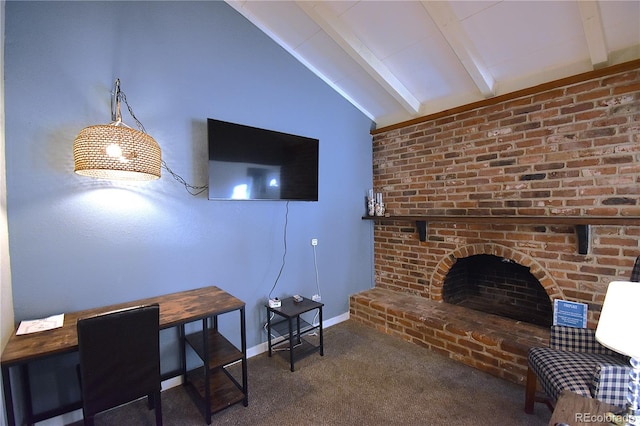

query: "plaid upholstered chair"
(524, 326), (630, 413)
(524, 256), (640, 414)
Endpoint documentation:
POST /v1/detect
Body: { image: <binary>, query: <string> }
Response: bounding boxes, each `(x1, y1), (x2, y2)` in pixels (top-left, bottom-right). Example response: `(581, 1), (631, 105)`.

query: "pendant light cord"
(161, 160), (208, 196)
(117, 81), (208, 196)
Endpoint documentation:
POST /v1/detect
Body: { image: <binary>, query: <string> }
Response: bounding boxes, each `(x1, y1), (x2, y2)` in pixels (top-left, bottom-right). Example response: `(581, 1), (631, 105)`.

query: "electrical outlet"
(311, 238), (318, 246)
(312, 294), (321, 302)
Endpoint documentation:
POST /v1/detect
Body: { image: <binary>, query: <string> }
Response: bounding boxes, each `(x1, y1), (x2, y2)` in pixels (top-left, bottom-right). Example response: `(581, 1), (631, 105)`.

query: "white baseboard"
(36, 311), (349, 425)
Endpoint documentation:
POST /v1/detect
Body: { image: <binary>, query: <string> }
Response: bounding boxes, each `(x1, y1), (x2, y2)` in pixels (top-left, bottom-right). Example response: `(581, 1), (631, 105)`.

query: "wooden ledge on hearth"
(349, 287), (550, 385)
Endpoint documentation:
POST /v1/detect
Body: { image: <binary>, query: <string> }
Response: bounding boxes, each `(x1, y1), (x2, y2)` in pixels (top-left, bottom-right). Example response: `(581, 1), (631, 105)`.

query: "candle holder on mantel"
(366, 190), (386, 216)
(374, 192), (385, 216)
(367, 189), (376, 216)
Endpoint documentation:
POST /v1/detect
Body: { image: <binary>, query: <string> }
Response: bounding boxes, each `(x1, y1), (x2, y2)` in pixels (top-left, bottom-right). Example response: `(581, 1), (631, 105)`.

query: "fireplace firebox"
(443, 254), (552, 327)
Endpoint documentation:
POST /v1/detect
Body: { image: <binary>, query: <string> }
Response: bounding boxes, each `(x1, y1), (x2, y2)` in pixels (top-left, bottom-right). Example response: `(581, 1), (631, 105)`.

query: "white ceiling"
(226, 1), (640, 129)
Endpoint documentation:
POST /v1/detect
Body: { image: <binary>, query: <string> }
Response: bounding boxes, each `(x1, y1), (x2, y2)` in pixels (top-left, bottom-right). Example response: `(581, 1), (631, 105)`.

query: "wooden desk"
(1, 286), (247, 426)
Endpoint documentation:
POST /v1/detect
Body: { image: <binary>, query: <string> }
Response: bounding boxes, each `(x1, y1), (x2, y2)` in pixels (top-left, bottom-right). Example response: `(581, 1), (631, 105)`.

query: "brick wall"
(367, 64), (640, 328)
(350, 62), (640, 386)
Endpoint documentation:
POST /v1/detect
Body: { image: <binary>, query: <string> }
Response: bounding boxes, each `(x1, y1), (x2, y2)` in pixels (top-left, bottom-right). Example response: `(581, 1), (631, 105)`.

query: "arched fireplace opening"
(443, 254), (552, 327)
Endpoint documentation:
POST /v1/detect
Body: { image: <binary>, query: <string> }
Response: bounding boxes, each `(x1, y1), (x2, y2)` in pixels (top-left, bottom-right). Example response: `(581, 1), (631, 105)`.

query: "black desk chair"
(77, 304), (163, 426)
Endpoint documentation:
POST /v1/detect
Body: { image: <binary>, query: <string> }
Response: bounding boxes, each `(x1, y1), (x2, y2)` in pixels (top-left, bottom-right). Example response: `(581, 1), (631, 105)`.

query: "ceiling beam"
(578, 1), (609, 68)
(420, 1), (495, 98)
(296, 1), (421, 115)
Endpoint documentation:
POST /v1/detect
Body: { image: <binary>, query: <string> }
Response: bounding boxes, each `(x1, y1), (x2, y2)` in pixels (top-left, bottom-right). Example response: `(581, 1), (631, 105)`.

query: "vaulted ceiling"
(226, 1), (640, 129)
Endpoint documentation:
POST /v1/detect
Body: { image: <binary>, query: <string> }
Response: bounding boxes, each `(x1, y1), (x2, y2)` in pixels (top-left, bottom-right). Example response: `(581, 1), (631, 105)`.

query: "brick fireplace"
(350, 61), (640, 385)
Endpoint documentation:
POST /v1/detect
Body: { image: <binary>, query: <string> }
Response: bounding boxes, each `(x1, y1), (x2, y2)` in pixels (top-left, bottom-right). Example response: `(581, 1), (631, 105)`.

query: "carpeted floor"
(72, 320), (552, 425)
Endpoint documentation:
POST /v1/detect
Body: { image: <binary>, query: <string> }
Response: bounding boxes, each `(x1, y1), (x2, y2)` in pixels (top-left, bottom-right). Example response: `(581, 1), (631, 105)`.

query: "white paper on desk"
(16, 313), (65, 335)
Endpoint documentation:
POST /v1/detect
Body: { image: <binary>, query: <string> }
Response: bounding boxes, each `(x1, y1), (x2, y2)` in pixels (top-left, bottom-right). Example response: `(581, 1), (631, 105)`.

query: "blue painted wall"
(4, 0), (373, 413)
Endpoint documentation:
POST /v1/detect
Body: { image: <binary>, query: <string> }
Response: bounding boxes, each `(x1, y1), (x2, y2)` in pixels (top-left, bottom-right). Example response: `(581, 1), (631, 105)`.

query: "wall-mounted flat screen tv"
(208, 119), (319, 201)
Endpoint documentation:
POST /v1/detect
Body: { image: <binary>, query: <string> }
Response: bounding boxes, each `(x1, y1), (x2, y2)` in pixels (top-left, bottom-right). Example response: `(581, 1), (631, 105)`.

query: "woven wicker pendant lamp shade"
(73, 79), (161, 181)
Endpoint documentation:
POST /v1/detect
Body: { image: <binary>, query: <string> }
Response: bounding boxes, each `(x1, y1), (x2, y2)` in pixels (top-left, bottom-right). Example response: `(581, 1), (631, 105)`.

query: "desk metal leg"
(2, 365), (16, 426)
(202, 317), (212, 425)
(240, 307), (248, 407)
(288, 318), (295, 372)
(319, 307), (324, 356)
(21, 363), (34, 426)
(266, 308), (273, 357)
(178, 324), (186, 381)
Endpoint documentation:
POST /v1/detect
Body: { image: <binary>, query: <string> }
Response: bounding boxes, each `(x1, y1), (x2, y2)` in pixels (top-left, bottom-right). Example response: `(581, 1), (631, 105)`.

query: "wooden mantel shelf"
(362, 215), (640, 254)
(362, 215), (640, 226)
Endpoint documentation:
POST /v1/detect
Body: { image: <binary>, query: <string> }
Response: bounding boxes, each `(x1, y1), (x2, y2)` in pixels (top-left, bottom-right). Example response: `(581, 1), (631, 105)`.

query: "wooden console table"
(1, 285), (247, 426)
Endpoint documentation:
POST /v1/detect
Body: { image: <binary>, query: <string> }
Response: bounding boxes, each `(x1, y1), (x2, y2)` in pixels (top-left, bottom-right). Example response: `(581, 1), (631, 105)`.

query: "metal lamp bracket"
(110, 79), (122, 122)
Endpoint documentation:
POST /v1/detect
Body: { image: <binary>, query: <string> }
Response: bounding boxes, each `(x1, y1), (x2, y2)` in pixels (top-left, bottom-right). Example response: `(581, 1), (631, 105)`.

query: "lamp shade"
(73, 122), (161, 181)
(595, 281), (640, 359)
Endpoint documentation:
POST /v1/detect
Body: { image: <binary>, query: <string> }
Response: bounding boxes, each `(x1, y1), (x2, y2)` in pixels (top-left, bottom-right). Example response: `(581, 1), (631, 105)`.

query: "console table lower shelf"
(182, 310), (248, 424)
(184, 367), (246, 414)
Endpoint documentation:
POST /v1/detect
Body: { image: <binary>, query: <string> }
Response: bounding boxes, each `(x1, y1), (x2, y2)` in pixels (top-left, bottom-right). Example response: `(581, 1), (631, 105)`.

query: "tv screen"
(208, 119), (319, 201)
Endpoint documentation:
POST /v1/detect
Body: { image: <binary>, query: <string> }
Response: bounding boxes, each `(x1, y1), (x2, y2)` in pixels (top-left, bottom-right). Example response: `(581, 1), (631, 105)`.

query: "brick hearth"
(350, 61), (640, 386)
(349, 287), (548, 384)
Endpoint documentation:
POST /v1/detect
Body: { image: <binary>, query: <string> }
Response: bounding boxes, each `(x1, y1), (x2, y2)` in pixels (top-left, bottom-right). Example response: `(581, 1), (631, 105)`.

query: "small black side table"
(266, 296), (324, 371)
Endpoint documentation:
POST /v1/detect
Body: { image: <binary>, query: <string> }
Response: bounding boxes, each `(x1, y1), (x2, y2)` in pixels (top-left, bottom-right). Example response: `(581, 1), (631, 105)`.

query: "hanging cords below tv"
(120, 90), (208, 196)
(312, 239), (321, 300)
(310, 241), (322, 328)
(264, 201), (290, 339)
(268, 201), (290, 301)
